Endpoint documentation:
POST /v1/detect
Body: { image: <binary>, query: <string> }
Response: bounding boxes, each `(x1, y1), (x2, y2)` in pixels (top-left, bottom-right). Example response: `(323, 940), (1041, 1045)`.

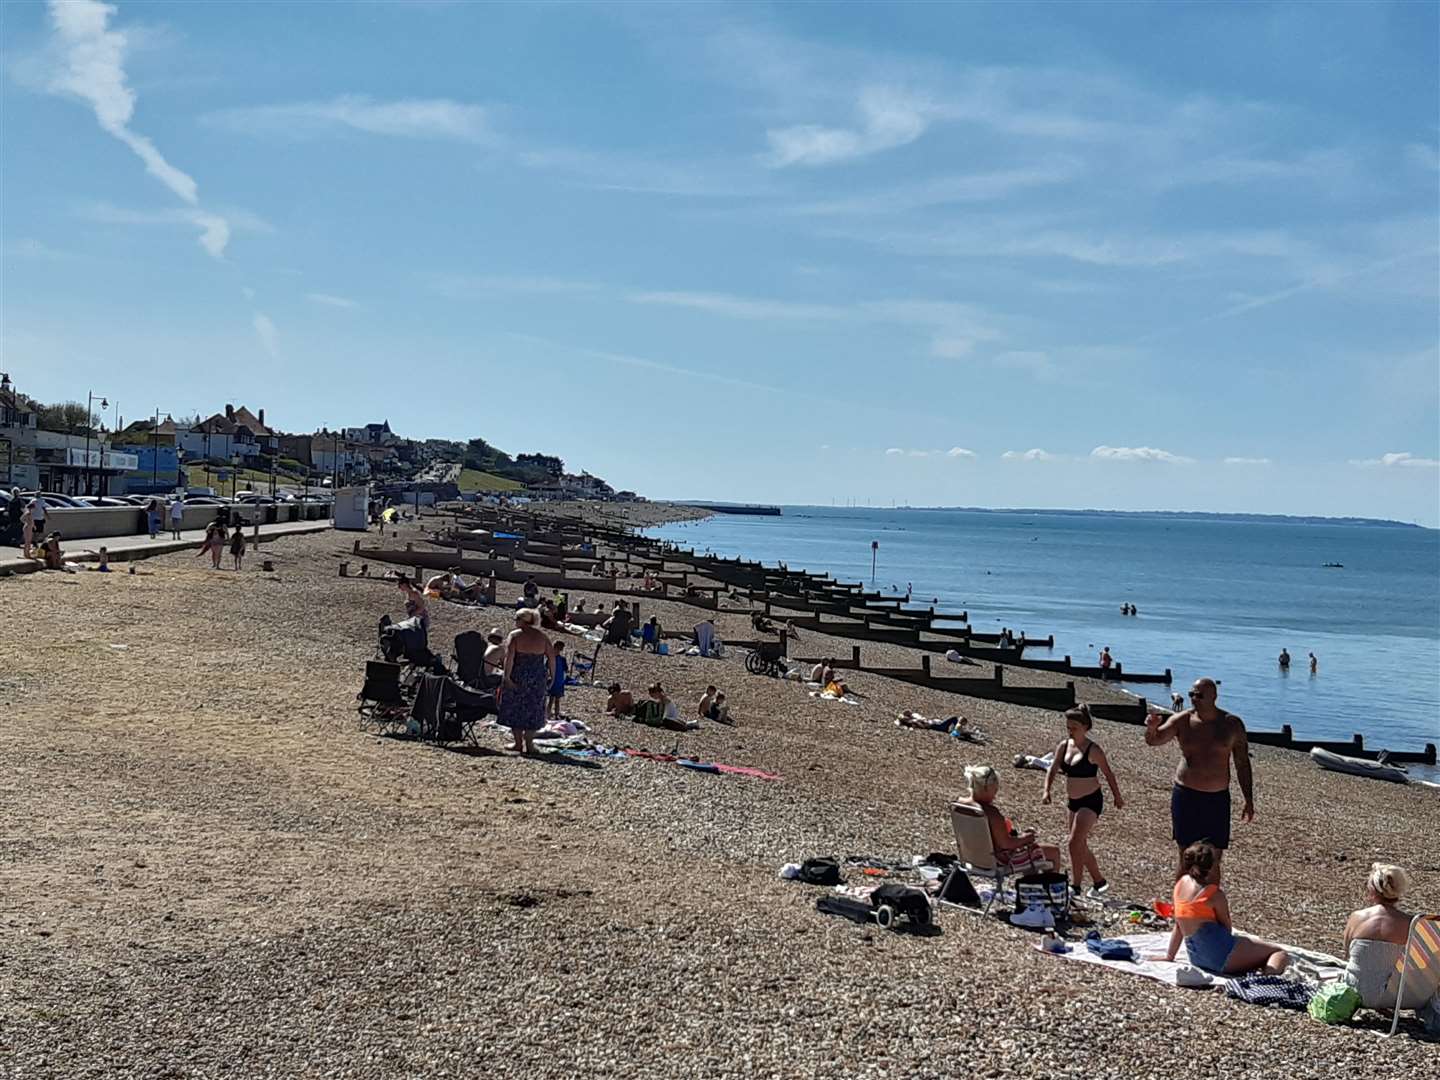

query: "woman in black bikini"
(1042, 705), (1125, 896)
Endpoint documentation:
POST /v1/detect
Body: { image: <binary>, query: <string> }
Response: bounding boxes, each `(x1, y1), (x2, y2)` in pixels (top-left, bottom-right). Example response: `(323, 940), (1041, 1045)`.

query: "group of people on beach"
(964, 677), (1436, 1015)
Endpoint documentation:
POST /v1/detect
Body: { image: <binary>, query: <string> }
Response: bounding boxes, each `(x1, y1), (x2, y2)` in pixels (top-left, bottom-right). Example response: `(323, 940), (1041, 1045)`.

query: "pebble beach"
(1, 507), (1435, 1078)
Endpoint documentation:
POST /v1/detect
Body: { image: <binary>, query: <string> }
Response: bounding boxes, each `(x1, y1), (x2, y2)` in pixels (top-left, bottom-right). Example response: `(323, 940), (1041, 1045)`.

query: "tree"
(32, 400), (96, 436)
(515, 452), (564, 479)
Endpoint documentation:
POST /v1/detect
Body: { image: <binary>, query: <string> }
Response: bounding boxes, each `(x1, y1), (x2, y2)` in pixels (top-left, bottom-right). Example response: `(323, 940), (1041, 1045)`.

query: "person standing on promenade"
(168, 494), (184, 540)
(28, 494), (46, 541)
(1145, 677), (1255, 874)
(20, 498), (35, 558)
(147, 497), (160, 539)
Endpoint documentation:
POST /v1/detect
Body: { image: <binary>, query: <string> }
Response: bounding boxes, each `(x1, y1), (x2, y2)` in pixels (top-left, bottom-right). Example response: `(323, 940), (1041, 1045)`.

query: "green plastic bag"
(1308, 983), (1360, 1024)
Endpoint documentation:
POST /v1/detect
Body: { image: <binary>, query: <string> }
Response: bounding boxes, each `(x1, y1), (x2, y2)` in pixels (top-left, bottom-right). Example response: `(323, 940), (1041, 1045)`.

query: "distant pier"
(683, 502), (782, 516)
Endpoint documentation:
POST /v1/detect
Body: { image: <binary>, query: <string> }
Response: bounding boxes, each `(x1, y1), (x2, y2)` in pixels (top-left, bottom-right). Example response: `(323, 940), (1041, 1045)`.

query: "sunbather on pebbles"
(1041, 705), (1125, 897)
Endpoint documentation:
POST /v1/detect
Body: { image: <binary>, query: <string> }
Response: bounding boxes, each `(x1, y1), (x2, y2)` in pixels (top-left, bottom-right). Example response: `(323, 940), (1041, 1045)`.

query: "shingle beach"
(1, 506), (1434, 1079)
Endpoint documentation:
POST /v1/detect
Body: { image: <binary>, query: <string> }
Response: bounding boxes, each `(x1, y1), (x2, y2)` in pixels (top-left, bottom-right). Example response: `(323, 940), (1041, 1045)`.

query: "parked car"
(184, 496), (229, 506)
(76, 496), (135, 508)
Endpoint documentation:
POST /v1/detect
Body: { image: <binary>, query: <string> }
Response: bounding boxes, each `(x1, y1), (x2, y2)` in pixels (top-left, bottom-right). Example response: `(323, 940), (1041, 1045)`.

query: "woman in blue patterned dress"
(499, 608), (554, 753)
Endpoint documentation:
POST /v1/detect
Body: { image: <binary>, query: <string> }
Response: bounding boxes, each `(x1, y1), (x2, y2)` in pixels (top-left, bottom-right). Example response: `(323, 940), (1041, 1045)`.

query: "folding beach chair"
(940, 800), (1054, 916)
(1387, 913), (1440, 1037)
(452, 630), (496, 689)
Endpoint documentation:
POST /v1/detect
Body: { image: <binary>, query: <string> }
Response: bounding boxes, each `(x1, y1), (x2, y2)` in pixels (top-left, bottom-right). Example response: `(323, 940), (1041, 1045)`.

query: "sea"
(647, 507), (1440, 780)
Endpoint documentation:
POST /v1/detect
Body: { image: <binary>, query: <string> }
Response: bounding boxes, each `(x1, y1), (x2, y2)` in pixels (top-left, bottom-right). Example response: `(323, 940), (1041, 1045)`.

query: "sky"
(2, 1), (1438, 525)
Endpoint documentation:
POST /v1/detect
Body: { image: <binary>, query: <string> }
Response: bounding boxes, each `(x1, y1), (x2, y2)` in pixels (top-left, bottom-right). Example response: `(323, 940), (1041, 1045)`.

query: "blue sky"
(3, 0), (1437, 523)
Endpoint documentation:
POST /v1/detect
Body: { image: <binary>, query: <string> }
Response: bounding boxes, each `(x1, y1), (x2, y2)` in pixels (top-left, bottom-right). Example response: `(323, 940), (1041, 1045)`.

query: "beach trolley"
(745, 637), (788, 677)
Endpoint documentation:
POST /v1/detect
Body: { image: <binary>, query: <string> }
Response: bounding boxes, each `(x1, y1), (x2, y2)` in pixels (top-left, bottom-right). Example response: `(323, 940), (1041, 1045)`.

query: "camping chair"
(357, 660), (411, 735)
(571, 641), (601, 686)
(409, 672), (495, 746)
(940, 800), (1054, 916)
(452, 630), (496, 689)
(1387, 913), (1440, 1037)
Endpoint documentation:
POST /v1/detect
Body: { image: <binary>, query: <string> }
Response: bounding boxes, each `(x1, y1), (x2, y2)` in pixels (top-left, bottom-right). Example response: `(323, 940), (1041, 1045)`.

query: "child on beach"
(1041, 705), (1125, 896)
(548, 640), (568, 720)
(229, 525), (246, 571)
(20, 499), (35, 558)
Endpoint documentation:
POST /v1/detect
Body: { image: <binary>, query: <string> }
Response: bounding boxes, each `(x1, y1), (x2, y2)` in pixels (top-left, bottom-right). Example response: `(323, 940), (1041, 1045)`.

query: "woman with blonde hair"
(1343, 863), (1440, 1014)
(964, 764), (1062, 874)
(498, 608), (554, 754)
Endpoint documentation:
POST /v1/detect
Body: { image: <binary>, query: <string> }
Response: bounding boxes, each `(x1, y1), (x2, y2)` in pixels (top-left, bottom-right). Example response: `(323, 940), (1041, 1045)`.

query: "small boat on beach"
(1310, 746), (1408, 784)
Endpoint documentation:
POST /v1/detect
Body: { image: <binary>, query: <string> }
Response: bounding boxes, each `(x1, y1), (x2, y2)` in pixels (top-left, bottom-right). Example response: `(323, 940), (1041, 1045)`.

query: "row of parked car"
(0, 489), (334, 512)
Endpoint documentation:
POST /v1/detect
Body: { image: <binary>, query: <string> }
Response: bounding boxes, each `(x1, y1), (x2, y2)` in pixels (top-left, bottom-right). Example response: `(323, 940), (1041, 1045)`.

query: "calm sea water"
(648, 508), (1440, 776)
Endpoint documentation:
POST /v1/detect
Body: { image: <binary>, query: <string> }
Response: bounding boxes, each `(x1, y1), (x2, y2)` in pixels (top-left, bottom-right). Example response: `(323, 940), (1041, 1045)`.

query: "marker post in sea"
(871, 539), (878, 584)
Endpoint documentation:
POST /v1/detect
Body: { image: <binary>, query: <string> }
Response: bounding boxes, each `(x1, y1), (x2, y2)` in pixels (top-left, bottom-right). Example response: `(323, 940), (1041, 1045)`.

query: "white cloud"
(1091, 445), (1193, 464)
(45, 0), (201, 205)
(629, 291), (844, 320)
(787, 157), (1082, 215)
(931, 337), (976, 359)
(504, 333), (782, 395)
(76, 203), (269, 260)
(766, 86), (929, 167)
(1223, 456), (1273, 466)
(433, 274), (600, 297)
(1350, 451), (1440, 469)
(946, 447), (977, 459)
(253, 313), (278, 358)
(306, 292), (360, 310)
(1002, 448), (1054, 462)
(884, 447), (904, 456)
(206, 95), (494, 142)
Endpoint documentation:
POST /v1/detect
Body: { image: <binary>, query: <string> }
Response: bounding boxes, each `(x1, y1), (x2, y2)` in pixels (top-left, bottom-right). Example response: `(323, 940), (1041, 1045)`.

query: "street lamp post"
(151, 407), (160, 491)
(84, 391), (109, 495)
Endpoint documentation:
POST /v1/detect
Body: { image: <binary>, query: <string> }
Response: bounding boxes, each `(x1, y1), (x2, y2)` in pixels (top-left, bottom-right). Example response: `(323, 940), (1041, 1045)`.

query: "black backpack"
(797, 857), (843, 886)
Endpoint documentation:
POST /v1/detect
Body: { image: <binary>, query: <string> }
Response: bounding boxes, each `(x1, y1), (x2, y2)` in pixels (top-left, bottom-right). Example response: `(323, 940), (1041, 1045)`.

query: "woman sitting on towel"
(1343, 863), (1440, 1013)
(964, 765), (1062, 874)
(1166, 841), (1289, 975)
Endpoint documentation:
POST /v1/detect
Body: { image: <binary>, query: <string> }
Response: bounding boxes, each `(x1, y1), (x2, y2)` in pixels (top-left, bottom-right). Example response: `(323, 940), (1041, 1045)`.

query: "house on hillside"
(279, 431), (371, 479)
(344, 420), (398, 446)
(178, 404), (277, 461)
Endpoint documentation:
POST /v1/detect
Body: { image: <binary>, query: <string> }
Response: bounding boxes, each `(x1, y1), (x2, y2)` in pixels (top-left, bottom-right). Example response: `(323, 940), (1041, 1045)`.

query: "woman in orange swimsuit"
(1166, 841), (1289, 974)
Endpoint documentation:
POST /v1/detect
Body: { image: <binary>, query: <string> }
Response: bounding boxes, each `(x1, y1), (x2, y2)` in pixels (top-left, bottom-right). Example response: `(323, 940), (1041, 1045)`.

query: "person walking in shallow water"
(1145, 678), (1255, 875)
(1308, 652), (1318, 675)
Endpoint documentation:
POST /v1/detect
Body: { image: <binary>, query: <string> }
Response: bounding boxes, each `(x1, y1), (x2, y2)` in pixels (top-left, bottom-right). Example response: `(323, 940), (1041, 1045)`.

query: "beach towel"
(809, 690), (860, 706)
(1046, 931), (1347, 991)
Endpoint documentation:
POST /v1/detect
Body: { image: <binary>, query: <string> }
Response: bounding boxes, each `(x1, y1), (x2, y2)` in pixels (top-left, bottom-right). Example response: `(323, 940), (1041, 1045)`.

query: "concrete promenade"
(0, 519), (335, 576)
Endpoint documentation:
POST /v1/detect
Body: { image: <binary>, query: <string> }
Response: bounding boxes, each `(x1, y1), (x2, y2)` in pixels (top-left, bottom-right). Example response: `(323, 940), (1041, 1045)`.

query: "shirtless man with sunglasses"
(1145, 678), (1255, 875)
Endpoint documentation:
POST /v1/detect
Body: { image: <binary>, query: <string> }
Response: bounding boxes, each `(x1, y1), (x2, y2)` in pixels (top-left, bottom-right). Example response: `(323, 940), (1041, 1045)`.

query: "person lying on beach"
(751, 612), (777, 634)
(605, 683), (635, 716)
(1342, 862), (1440, 1014)
(963, 764), (1062, 874)
(1165, 841), (1288, 976)
(1042, 705), (1125, 896)
(896, 711), (979, 739)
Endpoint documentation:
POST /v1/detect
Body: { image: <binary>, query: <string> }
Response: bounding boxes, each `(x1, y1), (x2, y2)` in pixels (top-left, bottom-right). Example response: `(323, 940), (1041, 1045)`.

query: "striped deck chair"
(1387, 913), (1440, 1037)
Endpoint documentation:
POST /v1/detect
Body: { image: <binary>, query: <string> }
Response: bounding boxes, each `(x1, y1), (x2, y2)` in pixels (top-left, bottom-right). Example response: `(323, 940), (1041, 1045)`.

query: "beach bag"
(797, 858), (843, 886)
(938, 865), (982, 908)
(1015, 872), (1070, 919)
(1307, 983), (1360, 1024)
(1224, 974), (1314, 1010)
